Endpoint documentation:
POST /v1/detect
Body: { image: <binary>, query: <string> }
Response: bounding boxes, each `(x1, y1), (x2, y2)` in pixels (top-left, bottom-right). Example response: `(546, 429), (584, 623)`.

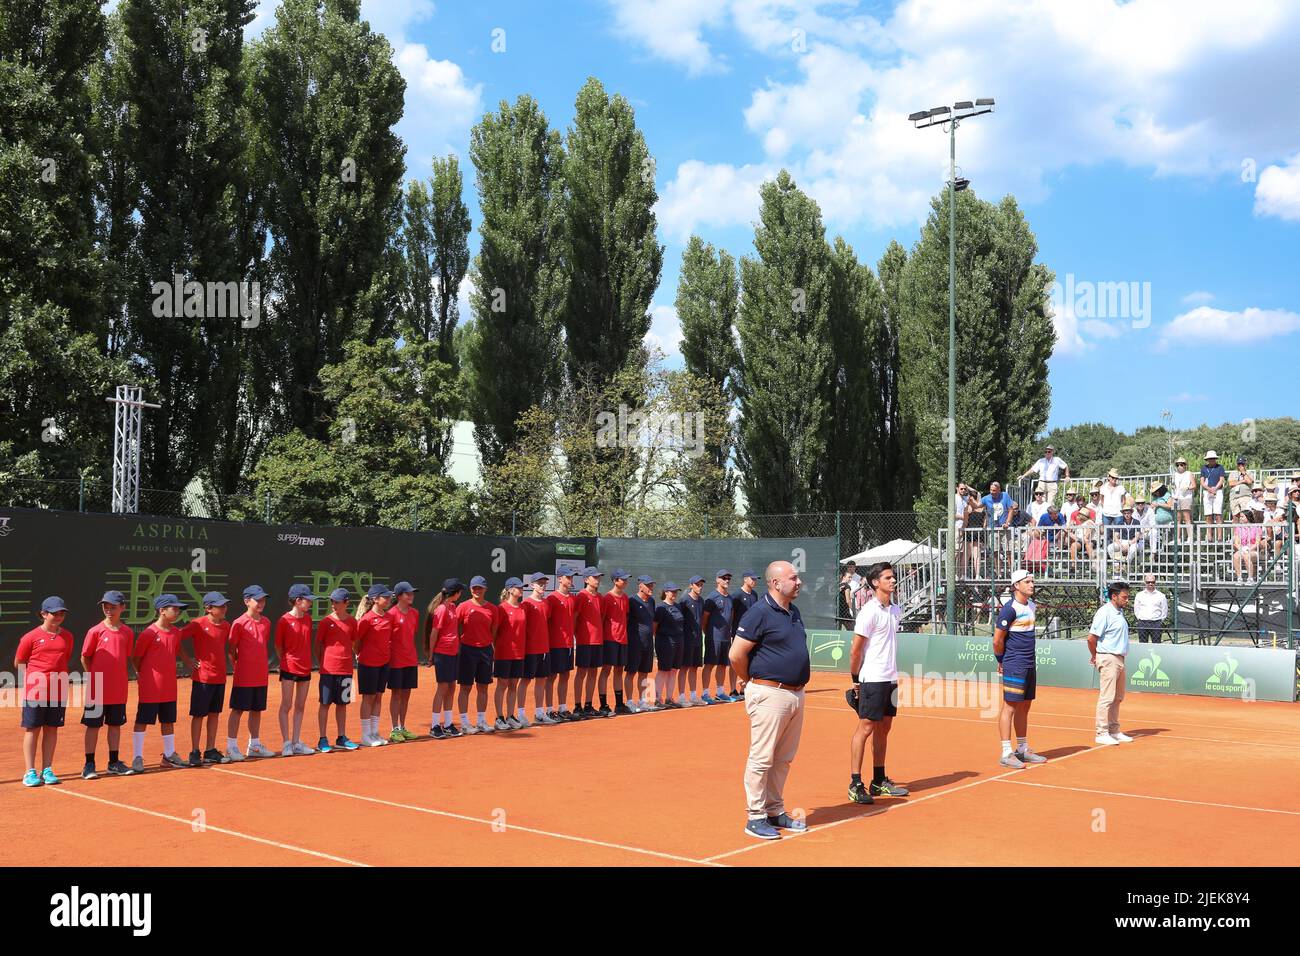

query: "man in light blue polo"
(1087, 580), (1134, 746)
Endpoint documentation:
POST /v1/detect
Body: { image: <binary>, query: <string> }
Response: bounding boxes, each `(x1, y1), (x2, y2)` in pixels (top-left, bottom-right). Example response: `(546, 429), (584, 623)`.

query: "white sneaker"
(538, 713), (558, 725)
(1094, 733), (1120, 746)
(247, 741), (275, 758)
(225, 745), (246, 762)
(461, 722), (479, 735)
(627, 700), (641, 713)
(513, 715), (530, 729)
(292, 741), (316, 755)
(1112, 731), (1134, 743)
(478, 718), (494, 734)
(367, 734), (386, 747)
(281, 742), (295, 757)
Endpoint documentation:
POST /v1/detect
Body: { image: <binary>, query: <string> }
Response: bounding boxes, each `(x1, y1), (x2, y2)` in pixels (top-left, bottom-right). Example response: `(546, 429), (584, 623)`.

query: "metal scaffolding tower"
(107, 386), (159, 514)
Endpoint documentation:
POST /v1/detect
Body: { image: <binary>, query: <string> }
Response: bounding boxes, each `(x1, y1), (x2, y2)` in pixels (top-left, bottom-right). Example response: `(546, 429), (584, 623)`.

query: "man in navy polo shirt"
(730, 561), (811, 841)
(700, 570), (737, 704)
(624, 576), (657, 712)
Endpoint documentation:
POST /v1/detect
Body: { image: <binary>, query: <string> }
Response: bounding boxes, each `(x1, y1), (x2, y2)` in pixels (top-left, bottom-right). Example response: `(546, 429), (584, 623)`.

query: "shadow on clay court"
(1036, 744), (1090, 759)
(801, 770), (979, 826)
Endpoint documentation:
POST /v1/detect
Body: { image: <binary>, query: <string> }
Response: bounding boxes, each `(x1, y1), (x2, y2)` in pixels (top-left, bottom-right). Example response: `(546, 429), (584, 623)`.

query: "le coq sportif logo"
(1206, 652), (1247, 691)
(1133, 653), (1169, 682)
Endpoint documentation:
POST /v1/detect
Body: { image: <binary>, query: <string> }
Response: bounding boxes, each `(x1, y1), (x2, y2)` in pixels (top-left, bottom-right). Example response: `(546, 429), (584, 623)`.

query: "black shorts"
(626, 639), (654, 674)
(575, 644), (602, 669)
(22, 700), (66, 729)
(602, 641), (627, 667)
(494, 658), (524, 679)
(655, 634), (680, 669)
(230, 685), (268, 712)
(1002, 663), (1037, 703)
(319, 673), (354, 706)
(136, 700), (179, 725)
(279, 671), (311, 683)
(387, 665), (419, 691)
(523, 653), (549, 678)
(82, 702), (129, 727)
(188, 683), (225, 718)
(855, 681), (899, 722)
(457, 644), (494, 686)
(548, 646), (573, 674)
(357, 664), (390, 696)
(703, 635), (732, 665)
(682, 634), (702, 667)
(433, 652), (459, 684)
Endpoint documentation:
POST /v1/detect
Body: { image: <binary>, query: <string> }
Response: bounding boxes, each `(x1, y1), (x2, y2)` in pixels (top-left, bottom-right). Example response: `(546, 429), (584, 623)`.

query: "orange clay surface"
(5, 672), (1297, 866)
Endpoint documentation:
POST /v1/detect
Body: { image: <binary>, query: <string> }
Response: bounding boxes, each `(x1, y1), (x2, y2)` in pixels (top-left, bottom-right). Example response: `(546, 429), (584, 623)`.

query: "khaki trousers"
(1096, 652), (1126, 735)
(743, 683), (805, 818)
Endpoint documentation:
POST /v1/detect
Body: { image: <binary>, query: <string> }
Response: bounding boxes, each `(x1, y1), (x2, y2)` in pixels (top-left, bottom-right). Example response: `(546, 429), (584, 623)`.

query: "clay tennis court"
(7, 673), (1297, 867)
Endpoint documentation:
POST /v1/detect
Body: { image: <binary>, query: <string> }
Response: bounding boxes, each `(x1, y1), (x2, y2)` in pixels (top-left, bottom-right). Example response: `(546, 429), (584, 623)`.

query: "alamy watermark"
(1049, 273), (1151, 329)
(595, 404), (707, 458)
(150, 274), (260, 328)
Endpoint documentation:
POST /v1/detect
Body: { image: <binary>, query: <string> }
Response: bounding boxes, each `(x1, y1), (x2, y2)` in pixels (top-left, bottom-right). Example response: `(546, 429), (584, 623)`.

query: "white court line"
(994, 778), (1300, 817)
(702, 742), (1107, 863)
(213, 766), (722, 867)
(49, 786), (369, 866)
(803, 705), (1300, 751)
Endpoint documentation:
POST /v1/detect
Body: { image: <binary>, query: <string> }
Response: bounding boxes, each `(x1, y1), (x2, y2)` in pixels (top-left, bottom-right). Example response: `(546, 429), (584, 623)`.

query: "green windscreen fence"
(595, 537), (838, 630)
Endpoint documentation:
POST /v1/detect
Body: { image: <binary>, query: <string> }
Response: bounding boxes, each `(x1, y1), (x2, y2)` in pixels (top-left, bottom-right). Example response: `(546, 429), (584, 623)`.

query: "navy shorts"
(279, 671), (310, 683)
(457, 644), (494, 686)
(319, 673), (353, 706)
(387, 665), (419, 691)
(136, 700), (179, 725)
(575, 644), (602, 669)
(523, 653), (549, 678)
(357, 664), (390, 696)
(494, 658), (524, 679)
(856, 681), (899, 721)
(682, 634), (702, 667)
(1002, 663), (1037, 703)
(602, 641), (627, 667)
(433, 652), (459, 684)
(82, 702), (129, 727)
(22, 700), (66, 728)
(655, 634), (680, 669)
(229, 685), (268, 712)
(548, 646), (573, 674)
(626, 639), (654, 674)
(188, 683), (224, 717)
(703, 635), (732, 666)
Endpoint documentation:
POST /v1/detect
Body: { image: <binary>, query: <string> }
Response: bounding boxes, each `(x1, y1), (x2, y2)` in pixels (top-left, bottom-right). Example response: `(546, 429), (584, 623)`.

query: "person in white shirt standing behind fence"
(846, 562), (911, 805)
(1088, 581), (1135, 746)
(1133, 576), (1167, 644)
(1172, 457), (1194, 543)
(1019, 445), (1069, 504)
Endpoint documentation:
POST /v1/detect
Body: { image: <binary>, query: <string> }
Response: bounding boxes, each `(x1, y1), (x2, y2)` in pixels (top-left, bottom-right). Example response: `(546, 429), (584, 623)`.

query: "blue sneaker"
(767, 812), (807, 833)
(334, 735), (359, 751)
(744, 817), (780, 840)
(23, 769), (42, 787)
(700, 693), (716, 705)
(317, 737), (334, 753)
(41, 767), (60, 785)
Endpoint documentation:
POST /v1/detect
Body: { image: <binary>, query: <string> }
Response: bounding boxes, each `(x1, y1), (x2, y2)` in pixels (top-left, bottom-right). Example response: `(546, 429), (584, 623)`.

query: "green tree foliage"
(876, 240), (915, 509)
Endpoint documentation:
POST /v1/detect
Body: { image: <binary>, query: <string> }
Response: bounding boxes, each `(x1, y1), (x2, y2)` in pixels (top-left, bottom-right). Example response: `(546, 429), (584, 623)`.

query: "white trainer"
(247, 742), (276, 758)
(513, 715), (530, 729)
(1112, 731), (1134, 743)
(478, 718), (494, 734)
(225, 745), (246, 762)
(281, 742), (295, 757)
(367, 734), (386, 747)
(1094, 733), (1120, 746)
(292, 741), (316, 755)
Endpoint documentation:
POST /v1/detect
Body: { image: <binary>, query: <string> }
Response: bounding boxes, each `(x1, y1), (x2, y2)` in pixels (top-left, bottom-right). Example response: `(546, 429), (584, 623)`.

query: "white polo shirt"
(1133, 588), (1167, 622)
(853, 595), (900, 683)
(1099, 482), (1126, 518)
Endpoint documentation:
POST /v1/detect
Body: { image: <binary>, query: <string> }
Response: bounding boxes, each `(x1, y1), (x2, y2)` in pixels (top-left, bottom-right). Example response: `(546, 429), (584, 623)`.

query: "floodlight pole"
(945, 117), (957, 632)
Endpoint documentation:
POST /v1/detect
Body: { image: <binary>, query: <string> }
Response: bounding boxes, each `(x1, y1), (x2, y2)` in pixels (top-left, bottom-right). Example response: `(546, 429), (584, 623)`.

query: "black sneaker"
(847, 780), (874, 805)
(202, 748), (229, 765)
(107, 760), (133, 776)
(614, 703), (633, 716)
(447, 723), (464, 738)
(187, 750), (203, 768)
(430, 725), (446, 739)
(870, 777), (910, 798)
(597, 705), (613, 718)
(81, 761), (98, 780)
(582, 704), (597, 718)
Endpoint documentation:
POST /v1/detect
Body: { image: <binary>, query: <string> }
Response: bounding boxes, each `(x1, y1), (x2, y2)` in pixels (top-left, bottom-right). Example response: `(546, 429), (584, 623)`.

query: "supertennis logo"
(49, 886), (151, 936)
(278, 533), (325, 546)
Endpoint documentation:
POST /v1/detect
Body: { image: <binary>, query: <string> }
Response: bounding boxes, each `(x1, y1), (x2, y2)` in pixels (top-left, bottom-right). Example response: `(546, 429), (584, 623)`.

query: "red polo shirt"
(572, 589), (603, 646)
(229, 613), (271, 688)
(17, 626), (73, 703)
(495, 601), (527, 660)
(523, 597), (550, 655)
(317, 615), (356, 676)
(601, 591), (629, 645)
(456, 599), (497, 649)
(431, 601), (460, 655)
(81, 622), (133, 705)
(275, 612), (313, 677)
(181, 616), (230, 684)
(355, 609), (393, 667)
(134, 623), (181, 704)
(387, 604), (419, 668)
(545, 590), (574, 650)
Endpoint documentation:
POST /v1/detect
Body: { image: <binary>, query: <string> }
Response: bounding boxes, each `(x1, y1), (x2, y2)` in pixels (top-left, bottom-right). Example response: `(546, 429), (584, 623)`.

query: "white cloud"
(1080, 319), (1123, 339)
(361, 0), (436, 42)
(1254, 154), (1300, 221)
(645, 304), (684, 358)
(1181, 290), (1215, 305)
(1048, 301), (1087, 358)
(1160, 306), (1300, 346)
(394, 45), (483, 168)
(608, 0), (730, 75)
(1169, 392), (1208, 402)
(656, 160), (776, 241)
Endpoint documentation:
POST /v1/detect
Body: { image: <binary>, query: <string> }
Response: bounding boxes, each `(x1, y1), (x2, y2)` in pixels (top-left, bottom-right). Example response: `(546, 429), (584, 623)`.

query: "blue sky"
(252, 0), (1300, 436)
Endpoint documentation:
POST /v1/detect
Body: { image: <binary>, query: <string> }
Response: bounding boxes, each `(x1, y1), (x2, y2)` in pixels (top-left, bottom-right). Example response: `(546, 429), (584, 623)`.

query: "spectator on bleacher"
(1200, 451), (1227, 541)
(1288, 487), (1300, 547)
(1061, 490), (1080, 524)
(1228, 456), (1255, 519)
(1172, 457), (1194, 542)
(1037, 503), (1065, 563)
(1106, 504), (1143, 568)
(1232, 511), (1265, 582)
(982, 481), (1016, 528)
(1133, 491), (1158, 553)
(1099, 470), (1127, 527)
(1133, 576), (1168, 644)
(1069, 499), (1098, 565)
(955, 482), (969, 530)
(1151, 482), (1175, 543)
(1018, 446), (1070, 503)
(962, 492), (987, 577)
(1023, 528), (1049, 575)
(1249, 485), (1267, 522)
(1028, 486), (1049, 523)
(839, 562), (864, 619)
(1263, 490), (1286, 559)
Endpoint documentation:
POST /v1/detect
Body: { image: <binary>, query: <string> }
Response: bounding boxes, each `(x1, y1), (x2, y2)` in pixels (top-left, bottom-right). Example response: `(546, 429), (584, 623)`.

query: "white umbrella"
(841, 538), (938, 566)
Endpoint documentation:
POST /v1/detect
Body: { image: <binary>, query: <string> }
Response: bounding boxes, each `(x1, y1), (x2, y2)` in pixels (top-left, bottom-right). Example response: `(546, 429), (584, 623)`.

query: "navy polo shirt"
(628, 594), (655, 642)
(703, 590), (735, 640)
(679, 592), (704, 639)
(733, 589), (758, 623)
(653, 602), (684, 638)
(735, 593), (810, 686)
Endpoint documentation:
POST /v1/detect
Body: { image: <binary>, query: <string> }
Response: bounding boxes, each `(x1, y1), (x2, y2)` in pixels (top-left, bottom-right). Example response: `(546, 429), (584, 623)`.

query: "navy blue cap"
(288, 583), (317, 601)
(41, 596), (67, 613)
(154, 593), (188, 610)
(441, 578), (464, 593)
(243, 585), (268, 601)
(688, 574), (706, 585)
(504, 576), (524, 589)
(715, 569), (732, 578)
(202, 591), (229, 607)
(582, 566), (603, 578)
(469, 575), (488, 588)
(100, 590), (126, 606)
(557, 566), (578, 578)
(611, 568), (629, 580)
(743, 569), (758, 579)
(328, 587), (350, 603)
(366, 583), (394, 599)
(636, 575), (654, 585)
(529, 572), (550, 584)
(661, 582), (681, 592)
(393, 581), (417, 595)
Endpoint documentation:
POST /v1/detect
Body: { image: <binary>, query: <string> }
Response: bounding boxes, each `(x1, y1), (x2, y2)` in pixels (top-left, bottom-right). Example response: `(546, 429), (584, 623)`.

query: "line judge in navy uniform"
(729, 561), (810, 841)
